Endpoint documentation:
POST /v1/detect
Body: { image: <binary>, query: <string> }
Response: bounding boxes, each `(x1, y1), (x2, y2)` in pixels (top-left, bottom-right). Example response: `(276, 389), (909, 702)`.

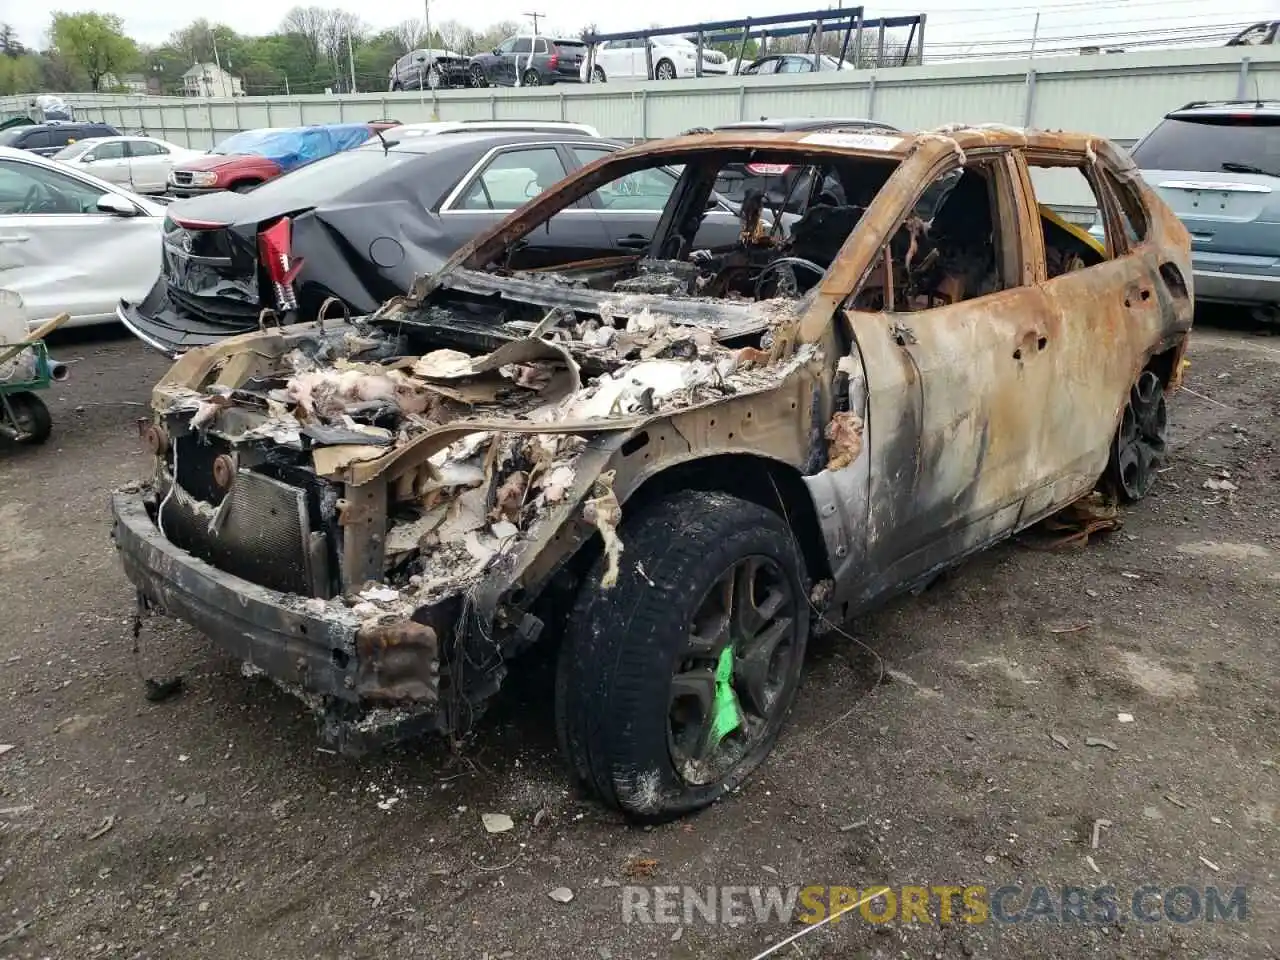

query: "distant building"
(181, 63), (244, 98)
(117, 73), (150, 94)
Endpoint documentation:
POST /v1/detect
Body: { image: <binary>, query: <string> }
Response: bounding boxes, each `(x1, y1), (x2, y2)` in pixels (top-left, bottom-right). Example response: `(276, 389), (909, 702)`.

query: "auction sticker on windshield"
(800, 132), (904, 151)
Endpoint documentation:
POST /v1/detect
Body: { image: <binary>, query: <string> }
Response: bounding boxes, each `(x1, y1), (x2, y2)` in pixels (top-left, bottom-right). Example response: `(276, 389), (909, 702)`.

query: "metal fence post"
(490, 92), (497, 120)
(737, 83), (746, 120)
(641, 89), (648, 138)
(1236, 57), (1252, 100)
(559, 90), (566, 121)
(266, 100), (273, 125)
(298, 100), (305, 124)
(1022, 68), (1037, 127)
(207, 101), (215, 148)
(181, 101), (191, 147)
(867, 73), (877, 120)
(232, 97), (240, 134)
(338, 98), (346, 121)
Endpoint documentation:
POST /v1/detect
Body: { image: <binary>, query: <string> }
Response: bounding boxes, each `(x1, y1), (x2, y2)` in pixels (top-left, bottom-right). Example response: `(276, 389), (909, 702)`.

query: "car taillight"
(548, 53), (559, 70)
(258, 217), (303, 312)
(745, 163), (792, 176)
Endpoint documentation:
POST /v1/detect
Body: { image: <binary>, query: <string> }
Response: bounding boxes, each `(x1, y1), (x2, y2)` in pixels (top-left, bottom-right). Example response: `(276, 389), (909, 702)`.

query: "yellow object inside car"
(1039, 203), (1106, 256)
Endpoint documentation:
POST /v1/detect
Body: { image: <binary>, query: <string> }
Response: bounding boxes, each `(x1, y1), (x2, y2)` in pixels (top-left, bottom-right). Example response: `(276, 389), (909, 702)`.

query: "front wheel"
(469, 65), (487, 88)
(592, 66), (607, 83)
(654, 58), (677, 80)
(1103, 369), (1168, 502)
(556, 490), (810, 822)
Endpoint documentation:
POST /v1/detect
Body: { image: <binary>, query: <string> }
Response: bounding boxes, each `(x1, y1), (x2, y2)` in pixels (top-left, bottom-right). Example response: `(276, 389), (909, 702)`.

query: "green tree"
(0, 52), (42, 94)
(49, 11), (138, 91)
(1, 23), (27, 57)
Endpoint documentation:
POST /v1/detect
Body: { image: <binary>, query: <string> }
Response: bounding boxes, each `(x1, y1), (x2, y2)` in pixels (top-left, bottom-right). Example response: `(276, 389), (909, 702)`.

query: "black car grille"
(171, 171), (194, 186)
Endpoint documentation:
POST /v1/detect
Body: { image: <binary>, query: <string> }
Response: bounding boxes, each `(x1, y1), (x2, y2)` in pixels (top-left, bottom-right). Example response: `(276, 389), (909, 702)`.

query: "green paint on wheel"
(710, 646), (742, 746)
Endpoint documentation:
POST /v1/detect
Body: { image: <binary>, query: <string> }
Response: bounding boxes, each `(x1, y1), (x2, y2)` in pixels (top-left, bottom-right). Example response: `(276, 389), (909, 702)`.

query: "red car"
(167, 121), (399, 197)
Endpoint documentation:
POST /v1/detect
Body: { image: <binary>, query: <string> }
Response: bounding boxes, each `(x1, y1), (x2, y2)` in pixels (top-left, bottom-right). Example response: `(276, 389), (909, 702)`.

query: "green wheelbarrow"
(0, 312), (70, 446)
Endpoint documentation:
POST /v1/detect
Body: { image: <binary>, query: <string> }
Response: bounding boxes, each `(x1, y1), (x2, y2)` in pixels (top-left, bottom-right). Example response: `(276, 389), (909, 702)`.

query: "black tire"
(592, 66), (607, 83)
(654, 58), (677, 80)
(1102, 369), (1168, 502)
(6, 391), (52, 445)
(555, 490), (810, 822)
(522, 69), (541, 87)
(390, 81), (402, 91)
(470, 65), (487, 88)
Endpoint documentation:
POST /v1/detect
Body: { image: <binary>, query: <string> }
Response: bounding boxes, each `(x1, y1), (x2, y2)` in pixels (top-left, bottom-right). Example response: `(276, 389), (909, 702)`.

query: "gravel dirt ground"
(1, 318), (1276, 959)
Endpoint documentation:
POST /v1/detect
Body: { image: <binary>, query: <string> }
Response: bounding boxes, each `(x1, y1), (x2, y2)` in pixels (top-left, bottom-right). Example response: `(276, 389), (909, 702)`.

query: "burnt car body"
(167, 123), (392, 197)
(119, 132), (745, 357)
(468, 35), (587, 87)
(112, 125), (1193, 821)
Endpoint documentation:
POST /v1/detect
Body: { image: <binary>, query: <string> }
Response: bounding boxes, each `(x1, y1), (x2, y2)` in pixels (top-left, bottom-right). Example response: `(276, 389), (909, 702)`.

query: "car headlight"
(189, 172), (218, 187)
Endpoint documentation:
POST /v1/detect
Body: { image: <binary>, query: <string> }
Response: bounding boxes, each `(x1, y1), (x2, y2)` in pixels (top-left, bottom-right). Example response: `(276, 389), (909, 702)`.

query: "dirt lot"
(1, 318), (1276, 959)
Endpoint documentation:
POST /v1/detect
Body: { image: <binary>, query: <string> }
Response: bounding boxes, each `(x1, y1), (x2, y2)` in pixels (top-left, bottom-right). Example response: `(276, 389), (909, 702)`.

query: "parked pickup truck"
(167, 122), (399, 196)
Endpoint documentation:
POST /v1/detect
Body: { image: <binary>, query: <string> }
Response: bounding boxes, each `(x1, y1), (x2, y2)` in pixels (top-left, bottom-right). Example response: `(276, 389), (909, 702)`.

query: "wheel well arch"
(620, 452), (833, 585)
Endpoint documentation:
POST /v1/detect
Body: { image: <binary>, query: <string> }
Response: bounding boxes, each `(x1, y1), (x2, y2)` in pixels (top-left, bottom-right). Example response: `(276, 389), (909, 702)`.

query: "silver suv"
(1129, 100), (1280, 320)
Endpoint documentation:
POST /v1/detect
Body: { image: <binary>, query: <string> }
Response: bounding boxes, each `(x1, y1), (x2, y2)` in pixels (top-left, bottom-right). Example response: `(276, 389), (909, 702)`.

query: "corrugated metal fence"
(4, 46), (1278, 150)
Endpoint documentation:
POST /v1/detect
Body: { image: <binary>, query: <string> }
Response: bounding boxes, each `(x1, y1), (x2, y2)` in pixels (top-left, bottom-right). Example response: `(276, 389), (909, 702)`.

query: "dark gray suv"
(0, 121), (121, 157)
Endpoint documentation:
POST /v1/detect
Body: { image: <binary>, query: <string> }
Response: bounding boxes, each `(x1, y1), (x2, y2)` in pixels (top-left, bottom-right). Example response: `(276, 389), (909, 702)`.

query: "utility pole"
(347, 25), (357, 93)
(1029, 12), (1041, 59)
(524, 12), (545, 34)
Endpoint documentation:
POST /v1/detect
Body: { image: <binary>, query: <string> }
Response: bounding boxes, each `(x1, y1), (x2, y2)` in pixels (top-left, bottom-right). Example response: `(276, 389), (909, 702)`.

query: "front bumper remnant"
(110, 487), (443, 753)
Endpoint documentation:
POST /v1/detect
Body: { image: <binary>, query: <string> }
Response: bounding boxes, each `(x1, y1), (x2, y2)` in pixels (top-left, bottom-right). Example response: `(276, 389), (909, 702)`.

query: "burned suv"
(112, 126), (1193, 821)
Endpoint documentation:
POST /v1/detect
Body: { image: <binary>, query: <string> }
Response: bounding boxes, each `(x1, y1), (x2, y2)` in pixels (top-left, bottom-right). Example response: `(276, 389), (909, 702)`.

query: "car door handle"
(0, 234), (30, 243)
(616, 235), (650, 249)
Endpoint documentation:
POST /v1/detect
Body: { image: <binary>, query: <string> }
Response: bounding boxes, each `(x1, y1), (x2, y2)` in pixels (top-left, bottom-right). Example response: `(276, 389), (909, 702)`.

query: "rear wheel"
(555, 490), (809, 822)
(1103, 369), (1168, 502)
(522, 69), (541, 86)
(4, 391), (52, 445)
(470, 65), (487, 88)
(592, 66), (607, 83)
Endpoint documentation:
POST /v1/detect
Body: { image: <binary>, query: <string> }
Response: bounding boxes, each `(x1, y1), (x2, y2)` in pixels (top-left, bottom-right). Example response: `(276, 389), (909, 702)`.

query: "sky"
(5, 0), (1277, 58)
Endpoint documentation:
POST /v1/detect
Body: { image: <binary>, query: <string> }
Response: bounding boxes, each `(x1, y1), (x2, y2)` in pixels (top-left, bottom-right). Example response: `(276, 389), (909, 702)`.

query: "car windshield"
(53, 140), (98, 160)
(211, 129), (292, 156)
(1131, 115), (1280, 175)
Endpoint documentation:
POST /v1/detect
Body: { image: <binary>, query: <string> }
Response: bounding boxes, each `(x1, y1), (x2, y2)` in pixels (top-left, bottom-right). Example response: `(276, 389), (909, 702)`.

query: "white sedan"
(586, 36), (729, 82)
(52, 136), (204, 195)
(0, 146), (165, 330)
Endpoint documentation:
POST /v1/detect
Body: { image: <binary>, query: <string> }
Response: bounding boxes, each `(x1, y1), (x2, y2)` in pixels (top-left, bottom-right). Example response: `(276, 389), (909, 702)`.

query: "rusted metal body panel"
(113, 122), (1193, 748)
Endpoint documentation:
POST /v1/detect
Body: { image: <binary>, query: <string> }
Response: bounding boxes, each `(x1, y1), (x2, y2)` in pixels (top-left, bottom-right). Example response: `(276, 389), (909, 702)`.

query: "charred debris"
(148, 257), (824, 614)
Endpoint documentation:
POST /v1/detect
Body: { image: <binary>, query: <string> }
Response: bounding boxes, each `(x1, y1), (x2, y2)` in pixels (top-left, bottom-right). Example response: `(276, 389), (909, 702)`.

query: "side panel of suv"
(0, 123), (121, 157)
(1130, 103), (1280, 311)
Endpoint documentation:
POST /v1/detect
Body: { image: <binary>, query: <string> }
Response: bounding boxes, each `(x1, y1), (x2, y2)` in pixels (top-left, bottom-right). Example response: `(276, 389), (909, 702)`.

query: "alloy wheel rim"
(1115, 370), (1167, 498)
(667, 555), (800, 786)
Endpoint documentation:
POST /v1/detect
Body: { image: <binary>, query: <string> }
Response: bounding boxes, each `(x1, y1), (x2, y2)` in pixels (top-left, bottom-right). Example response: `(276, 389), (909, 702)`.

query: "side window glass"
(95, 142), (126, 160)
(513, 38), (533, 54)
(0, 159), (107, 214)
(779, 57), (809, 73)
(497, 38), (516, 54)
(1027, 163), (1113, 277)
(590, 166), (678, 211)
(457, 147), (568, 210)
(21, 130), (51, 149)
(535, 38), (549, 54)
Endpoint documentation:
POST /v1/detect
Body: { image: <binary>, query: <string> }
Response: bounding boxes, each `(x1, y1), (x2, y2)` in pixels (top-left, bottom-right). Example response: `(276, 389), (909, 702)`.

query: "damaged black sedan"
(119, 131), (743, 357)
